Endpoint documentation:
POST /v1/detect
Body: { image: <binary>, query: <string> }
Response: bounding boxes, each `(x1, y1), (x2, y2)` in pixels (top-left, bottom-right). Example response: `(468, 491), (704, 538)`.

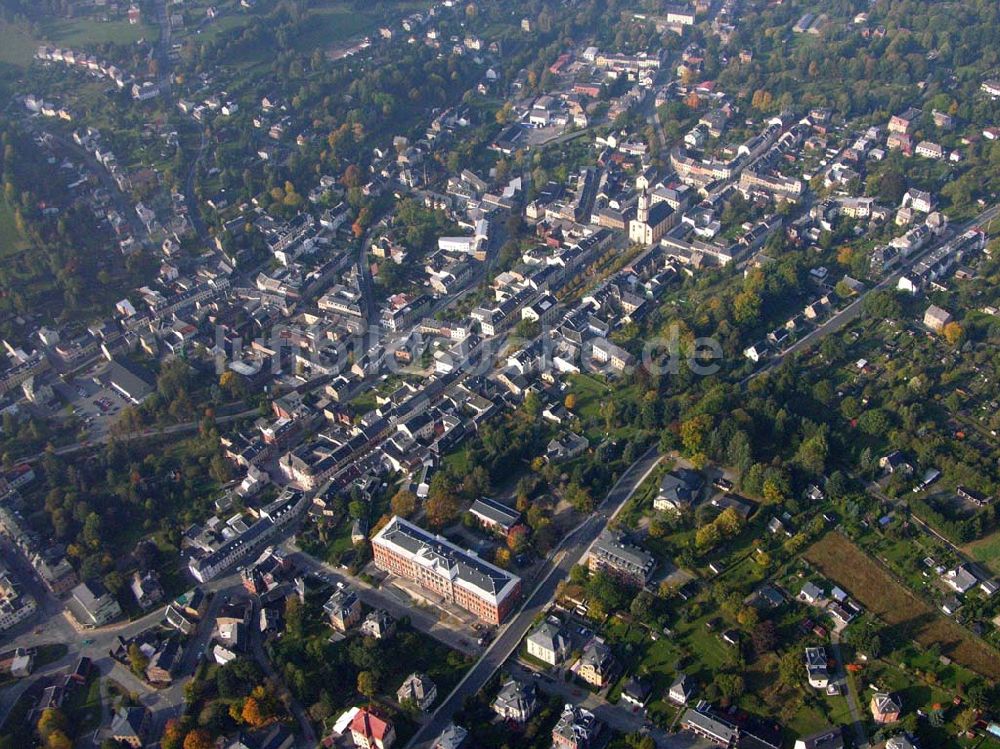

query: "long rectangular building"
(371, 516), (522, 624)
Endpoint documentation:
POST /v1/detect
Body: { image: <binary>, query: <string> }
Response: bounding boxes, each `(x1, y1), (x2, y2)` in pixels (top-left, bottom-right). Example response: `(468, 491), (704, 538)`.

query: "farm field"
(805, 532), (1000, 680)
(963, 530), (1000, 576)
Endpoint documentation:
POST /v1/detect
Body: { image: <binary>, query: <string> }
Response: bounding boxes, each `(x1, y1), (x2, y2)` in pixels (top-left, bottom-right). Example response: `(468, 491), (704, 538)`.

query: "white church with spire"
(628, 190), (677, 246)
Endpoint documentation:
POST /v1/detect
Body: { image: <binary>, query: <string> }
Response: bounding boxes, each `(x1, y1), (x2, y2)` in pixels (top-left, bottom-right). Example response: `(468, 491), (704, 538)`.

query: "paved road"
(247, 594), (316, 746)
(745, 202), (1000, 385)
(285, 548), (480, 657)
(39, 130), (148, 240)
(0, 569), (246, 735)
(20, 408), (258, 463)
(829, 631), (869, 749)
(405, 447), (664, 748)
(507, 662), (712, 749)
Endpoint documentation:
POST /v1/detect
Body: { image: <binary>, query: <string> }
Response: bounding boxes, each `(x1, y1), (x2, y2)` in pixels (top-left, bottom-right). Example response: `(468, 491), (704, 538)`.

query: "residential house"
(576, 638), (617, 688)
(669, 673), (696, 705)
(360, 610), (395, 640)
(793, 727), (844, 749)
(146, 637), (182, 685)
(805, 646), (829, 688)
(350, 708), (396, 749)
(431, 723), (468, 749)
(870, 692), (902, 724)
(323, 585), (362, 631)
(587, 529), (655, 587)
(396, 672), (437, 711)
(879, 451), (913, 475)
(621, 677), (652, 708)
(589, 338), (634, 374)
(546, 432), (589, 462)
(130, 570), (164, 610)
(491, 678), (538, 724)
(468, 497), (521, 537)
(654, 469), (705, 511)
(109, 706), (150, 748)
(526, 619), (569, 666)
(681, 708), (738, 747)
(799, 581), (824, 604)
(923, 304), (952, 333)
(552, 704), (602, 749)
(70, 581), (122, 627)
(942, 564), (977, 594)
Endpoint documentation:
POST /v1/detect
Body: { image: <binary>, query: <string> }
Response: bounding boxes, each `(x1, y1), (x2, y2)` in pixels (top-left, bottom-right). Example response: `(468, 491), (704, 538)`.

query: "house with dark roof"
(491, 678), (538, 724)
(109, 706), (150, 748)
(526, 619), (569, 665)
(870, 692), (902, 723)
(654, 469), (705, 511)
(468, 497), (521, 536)
(587, 529), (655, 587)
(669, 673), (696, 705)
(324, 585), (362, 631)
(105, 358), (155, 404)
(145, 637), (182, 684)
(396, 672), (437, 711)
(621, 676), (652, 708)
(552, 704), (602, 749)
(793, 727), (843, 749)
(681, 708), (738, 746)
(576, 638), (617, 688)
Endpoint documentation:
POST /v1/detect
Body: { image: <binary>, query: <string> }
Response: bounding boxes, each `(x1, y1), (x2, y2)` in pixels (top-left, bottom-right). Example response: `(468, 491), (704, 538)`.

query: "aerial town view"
(0, 0), (998, 747)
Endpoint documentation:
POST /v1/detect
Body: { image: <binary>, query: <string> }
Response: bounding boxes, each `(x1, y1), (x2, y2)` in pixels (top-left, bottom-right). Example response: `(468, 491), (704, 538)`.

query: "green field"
(294, 6), (373, 50)
(40, 17), (157, 47)
(0, 200), (30, 257)
(963, 530), (1000, 575)
(0, 22), (39, 67)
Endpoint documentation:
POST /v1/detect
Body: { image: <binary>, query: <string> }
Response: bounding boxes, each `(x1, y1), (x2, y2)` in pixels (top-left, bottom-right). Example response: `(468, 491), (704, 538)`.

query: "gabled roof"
(350, 708), (392, 741)
(469, 497), (520, 530)
(110, 706), (146, 739)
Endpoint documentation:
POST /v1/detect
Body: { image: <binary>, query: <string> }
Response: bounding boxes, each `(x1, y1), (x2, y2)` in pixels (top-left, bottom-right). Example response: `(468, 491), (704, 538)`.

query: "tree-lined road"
(405, 446), (664, 748)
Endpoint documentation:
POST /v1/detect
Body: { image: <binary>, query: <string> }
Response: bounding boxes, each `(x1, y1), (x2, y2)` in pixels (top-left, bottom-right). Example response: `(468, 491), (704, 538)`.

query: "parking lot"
(52, 368), (131, 439)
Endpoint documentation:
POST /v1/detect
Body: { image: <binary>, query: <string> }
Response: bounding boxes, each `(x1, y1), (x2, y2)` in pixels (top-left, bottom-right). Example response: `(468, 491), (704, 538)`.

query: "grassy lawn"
(962, 530), (1000, 576)
(615, 461), (671, 530)
(0, 200), (30, 257)
(567, 373), (610, 423)
(805, 532), (1000, 680)
(294, 6), (375, 50)
(64, 671), (104, 734)
(39, 18), (157, 47)
(0, 22), (38, 67)
(441, 446), (472, 476)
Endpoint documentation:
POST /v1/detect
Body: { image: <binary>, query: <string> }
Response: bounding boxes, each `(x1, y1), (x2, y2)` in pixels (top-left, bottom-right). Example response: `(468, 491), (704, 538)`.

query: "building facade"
(371, 516), (521, 625)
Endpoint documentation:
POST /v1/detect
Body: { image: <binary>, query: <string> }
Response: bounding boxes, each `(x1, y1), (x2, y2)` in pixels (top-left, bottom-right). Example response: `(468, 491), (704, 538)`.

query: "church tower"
(637, 191), (650, 224)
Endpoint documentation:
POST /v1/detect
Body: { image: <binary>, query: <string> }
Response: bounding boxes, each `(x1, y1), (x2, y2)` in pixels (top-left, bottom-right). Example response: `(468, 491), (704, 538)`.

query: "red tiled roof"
(351, 709), (391, 741)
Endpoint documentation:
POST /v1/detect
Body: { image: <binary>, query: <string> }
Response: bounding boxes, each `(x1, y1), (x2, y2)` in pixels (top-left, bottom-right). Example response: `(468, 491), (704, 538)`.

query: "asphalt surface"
(405, 446), (664, 749)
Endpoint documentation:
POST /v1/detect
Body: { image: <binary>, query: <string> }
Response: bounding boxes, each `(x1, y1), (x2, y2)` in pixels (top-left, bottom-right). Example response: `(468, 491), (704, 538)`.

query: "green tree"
(357, 670), (378, 699)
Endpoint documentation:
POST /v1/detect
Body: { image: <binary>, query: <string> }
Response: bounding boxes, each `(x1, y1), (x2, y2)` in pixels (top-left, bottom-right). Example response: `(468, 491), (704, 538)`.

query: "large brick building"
(371, 516), (522, 625)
